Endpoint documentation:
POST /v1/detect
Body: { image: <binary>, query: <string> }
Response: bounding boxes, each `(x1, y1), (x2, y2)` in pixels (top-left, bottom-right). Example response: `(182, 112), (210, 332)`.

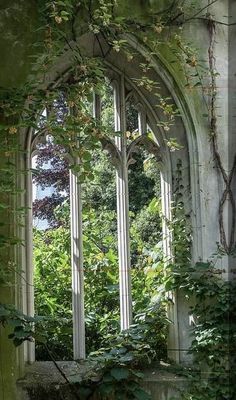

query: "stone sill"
(18, 361), (187, 400)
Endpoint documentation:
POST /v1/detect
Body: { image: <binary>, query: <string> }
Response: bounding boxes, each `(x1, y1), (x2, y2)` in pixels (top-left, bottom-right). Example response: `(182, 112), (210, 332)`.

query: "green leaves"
(0, 303), (48, 347)
(110, 367), (129, 381)
(166, 255), (236, 399)
(133, 388), (151, 400)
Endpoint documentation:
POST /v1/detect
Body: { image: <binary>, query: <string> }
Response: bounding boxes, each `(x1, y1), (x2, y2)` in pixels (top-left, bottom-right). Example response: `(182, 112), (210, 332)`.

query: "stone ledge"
(143, 368), (187, 400)
(18, 361), (188, 400)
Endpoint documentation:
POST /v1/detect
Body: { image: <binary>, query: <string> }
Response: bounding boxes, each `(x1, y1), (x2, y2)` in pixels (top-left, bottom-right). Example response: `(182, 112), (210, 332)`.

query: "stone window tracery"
(27, 71), (162, 362)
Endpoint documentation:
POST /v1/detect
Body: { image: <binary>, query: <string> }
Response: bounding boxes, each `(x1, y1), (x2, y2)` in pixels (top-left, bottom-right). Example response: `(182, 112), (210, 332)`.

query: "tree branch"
(184, 16), (236, 26)
(184, 0), (220, 22)
(44, 344), (81, 400)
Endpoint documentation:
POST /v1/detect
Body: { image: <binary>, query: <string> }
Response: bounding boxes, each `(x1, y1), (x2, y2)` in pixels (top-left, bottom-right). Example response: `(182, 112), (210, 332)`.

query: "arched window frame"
(22, 45), (198, 364)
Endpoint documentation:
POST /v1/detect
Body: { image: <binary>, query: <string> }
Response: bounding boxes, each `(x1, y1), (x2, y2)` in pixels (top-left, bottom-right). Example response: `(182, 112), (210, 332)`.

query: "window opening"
(32, 129), (73, 360)
(29, 73), (162, 362)
(82, 148), (118, 353)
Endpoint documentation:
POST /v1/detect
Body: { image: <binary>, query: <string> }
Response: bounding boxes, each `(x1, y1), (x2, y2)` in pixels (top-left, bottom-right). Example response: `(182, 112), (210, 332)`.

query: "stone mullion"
(93, 92), (101, 120)
(137, 105), (147, 136)
(25, 139), (35, 363)
(68, 92), (102, 361)
(70, 169), (85, 360)
(114, 77), (132, 331)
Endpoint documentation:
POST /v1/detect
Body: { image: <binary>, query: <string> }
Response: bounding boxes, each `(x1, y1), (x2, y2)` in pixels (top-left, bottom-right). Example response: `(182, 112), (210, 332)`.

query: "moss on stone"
(0, 0), (41, 88)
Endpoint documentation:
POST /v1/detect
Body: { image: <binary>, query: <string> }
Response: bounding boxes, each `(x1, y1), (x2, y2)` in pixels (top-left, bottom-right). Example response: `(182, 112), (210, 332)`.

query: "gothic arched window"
(26, 70), (170, 363)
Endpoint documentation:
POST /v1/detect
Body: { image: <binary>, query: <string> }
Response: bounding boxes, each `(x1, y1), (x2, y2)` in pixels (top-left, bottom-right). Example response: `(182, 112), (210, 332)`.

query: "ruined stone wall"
(0, 1), (234, 399)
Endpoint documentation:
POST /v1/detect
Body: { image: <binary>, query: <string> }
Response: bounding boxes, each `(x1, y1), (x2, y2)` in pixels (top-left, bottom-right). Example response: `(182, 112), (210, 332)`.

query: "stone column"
(70, 170), (85, 359)
(114, 77), (132, 330)
(24, 144), (35, 364)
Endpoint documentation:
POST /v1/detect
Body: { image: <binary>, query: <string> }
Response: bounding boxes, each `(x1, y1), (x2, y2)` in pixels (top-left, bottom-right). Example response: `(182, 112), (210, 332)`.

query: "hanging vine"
(0, 1), (235, 399)
(207, 17), (236, 254)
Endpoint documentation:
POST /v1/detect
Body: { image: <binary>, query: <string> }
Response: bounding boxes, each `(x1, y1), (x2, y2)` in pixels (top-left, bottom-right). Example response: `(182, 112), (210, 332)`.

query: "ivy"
(0, 303), (46, 347)
(0, 1), (234, 399)
(166, 260), (236, 400)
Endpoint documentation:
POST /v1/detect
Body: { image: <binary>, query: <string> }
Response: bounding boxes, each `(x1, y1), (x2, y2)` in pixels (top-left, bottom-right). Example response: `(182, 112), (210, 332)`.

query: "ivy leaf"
(103, 373), (114, 383)
(120, 353), (134, 362)
(110, 367), (129, 381)
(99, 383), (114, 395)
(7, 319), (24, 327)
(14, 328), (32, 338)
(0, 306), (11, 317)
(133, 388), (151, 400)
(195, 262), (211, 270)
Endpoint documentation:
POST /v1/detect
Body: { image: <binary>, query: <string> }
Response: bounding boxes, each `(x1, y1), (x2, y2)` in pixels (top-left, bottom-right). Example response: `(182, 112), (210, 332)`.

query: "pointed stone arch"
(19, 30), (202, 365)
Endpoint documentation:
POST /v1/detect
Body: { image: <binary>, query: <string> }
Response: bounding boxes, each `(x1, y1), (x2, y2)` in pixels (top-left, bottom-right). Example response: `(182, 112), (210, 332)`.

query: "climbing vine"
(207, 18), (236, 254)
(166, 259), (236, 400)
(0, 1), (235, 399)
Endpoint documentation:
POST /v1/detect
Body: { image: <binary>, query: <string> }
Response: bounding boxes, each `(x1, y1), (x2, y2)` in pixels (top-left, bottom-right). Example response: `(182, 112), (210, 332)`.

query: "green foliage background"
(0, 1), (234, 398)
(33, 147), (166, 361)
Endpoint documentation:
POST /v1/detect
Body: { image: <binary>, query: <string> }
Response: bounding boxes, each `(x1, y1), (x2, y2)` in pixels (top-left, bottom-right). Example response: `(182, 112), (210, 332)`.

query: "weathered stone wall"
(0, 1), (234, 399)
(0, 2), (40, 398)
(17, 362), (186, 400)
(0, 1), (41, 88)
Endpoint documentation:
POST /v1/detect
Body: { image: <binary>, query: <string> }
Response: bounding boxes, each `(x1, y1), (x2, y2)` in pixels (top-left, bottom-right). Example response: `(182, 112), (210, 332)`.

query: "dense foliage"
(33, 143), (164, 360)
(0, 1), (234, 399)
(167, 260), (236, 400)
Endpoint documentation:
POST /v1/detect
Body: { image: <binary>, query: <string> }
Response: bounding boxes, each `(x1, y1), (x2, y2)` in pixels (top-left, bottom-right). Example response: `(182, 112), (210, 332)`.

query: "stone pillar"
(70, 170), (85, 359)
(24, 147), (35, 363)
(114, 77), (132, 330)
